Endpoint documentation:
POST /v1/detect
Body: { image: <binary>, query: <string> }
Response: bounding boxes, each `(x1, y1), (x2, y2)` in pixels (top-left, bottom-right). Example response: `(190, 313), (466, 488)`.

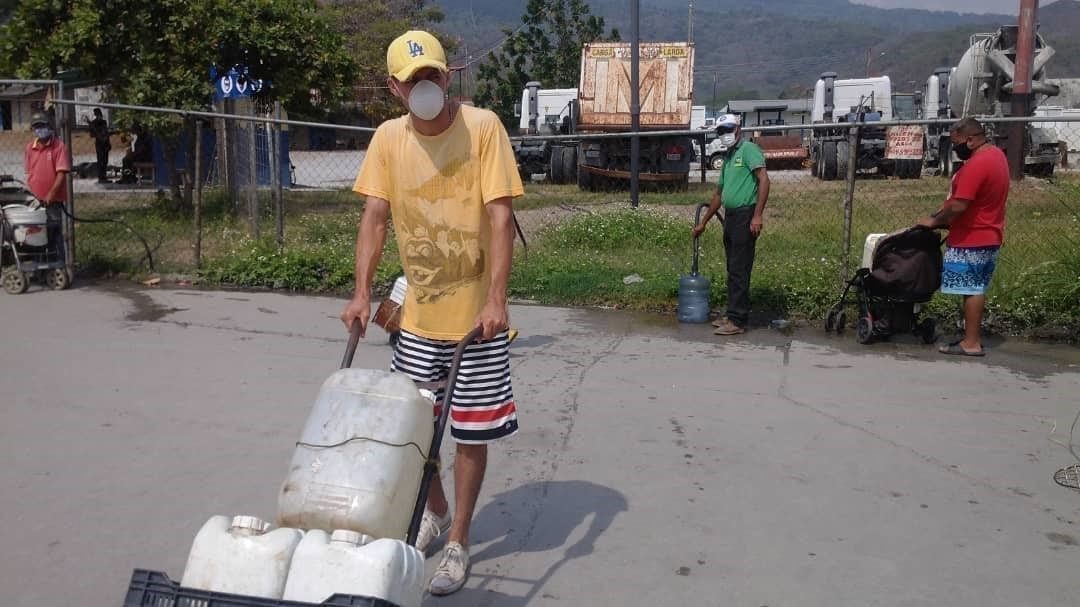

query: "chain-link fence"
(2, 87), (1077, 330)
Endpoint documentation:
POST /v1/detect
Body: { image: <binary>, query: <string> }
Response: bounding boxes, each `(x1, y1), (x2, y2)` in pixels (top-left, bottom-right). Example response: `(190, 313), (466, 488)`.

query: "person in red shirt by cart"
(24, 111), (71, 261)
(916, 117), (1009, 356)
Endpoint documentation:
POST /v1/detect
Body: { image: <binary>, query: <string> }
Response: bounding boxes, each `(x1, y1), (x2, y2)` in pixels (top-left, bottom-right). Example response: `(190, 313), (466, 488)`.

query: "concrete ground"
(2, 282), (1080, 607)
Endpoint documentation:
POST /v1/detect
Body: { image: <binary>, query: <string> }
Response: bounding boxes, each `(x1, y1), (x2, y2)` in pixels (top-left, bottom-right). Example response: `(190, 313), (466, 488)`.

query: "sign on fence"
(885, 125), (925, 160)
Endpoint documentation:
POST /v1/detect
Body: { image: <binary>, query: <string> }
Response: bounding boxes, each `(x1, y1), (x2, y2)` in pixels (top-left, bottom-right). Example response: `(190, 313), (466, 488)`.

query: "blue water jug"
(677, 203), (712, 323)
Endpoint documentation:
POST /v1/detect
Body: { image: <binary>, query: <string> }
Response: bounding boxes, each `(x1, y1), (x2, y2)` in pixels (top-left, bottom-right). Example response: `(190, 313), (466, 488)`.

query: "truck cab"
(809, 72), (921, 180)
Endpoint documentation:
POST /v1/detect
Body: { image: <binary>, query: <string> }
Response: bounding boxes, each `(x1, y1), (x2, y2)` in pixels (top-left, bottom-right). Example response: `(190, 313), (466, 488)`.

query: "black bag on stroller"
(825, 226), (943, 344)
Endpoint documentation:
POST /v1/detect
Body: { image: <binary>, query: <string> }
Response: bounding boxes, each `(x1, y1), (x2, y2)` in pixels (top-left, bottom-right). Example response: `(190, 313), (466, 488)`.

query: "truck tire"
(1029, 163), (1054, 178)
(821, 141), (838, 181)
(709, 154), (725, 170)
(836, 141), (850, 179)
(900, 159), (922, 180)
(549, 146), (565, 184)
(561, 147), (577, 183)
(939, 138), (953, 177)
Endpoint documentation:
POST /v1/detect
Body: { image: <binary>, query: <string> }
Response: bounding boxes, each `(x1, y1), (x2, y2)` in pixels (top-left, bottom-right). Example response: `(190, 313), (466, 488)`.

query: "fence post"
(699, 131), (707, 185)
(840, 125), (860, 284)
(194, 119), (203, 268)
(57, 80), (75, 274)
(247, 107), (259, 238)
(272, 102), (284, 250)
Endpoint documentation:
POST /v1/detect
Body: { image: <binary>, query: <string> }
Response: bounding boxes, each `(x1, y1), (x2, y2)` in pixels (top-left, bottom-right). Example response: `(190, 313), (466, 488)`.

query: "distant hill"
(438, 0), (1080, 107)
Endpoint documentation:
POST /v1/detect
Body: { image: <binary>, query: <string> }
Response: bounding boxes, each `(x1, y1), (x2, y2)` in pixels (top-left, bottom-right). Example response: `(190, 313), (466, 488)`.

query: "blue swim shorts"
(941, 245), (1000, 296)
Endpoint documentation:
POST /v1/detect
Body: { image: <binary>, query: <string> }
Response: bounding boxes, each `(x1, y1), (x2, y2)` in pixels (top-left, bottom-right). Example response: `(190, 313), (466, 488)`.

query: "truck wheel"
(549, 147), (565, 184)
(940, 138), (953, 176)
(561, 147), (577, 183)
(821, 142), (838, 181)
(1030, 163), (1054, 178)
(709, 154), (725, 170)
(836, 141), (850, 178)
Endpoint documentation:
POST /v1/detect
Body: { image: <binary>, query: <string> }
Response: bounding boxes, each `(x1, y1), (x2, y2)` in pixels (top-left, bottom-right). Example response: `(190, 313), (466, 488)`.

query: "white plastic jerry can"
(282, 529), (425, 607)
(277, 369), (435, 539)
(861, 233), (888, 269)
(180, 515), (303, 599)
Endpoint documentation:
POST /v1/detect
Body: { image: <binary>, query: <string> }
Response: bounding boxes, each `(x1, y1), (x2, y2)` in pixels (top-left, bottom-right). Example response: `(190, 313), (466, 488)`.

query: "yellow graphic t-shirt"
(353, 105), (524, 340)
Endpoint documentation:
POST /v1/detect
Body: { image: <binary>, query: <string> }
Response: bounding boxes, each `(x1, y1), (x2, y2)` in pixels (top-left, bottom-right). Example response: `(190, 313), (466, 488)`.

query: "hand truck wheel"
(45, 268), (69, 290)
(2, 270), (29, 294)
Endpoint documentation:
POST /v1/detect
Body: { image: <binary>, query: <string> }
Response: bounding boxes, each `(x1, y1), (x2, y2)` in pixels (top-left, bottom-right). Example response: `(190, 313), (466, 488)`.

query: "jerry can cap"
(229, 515), (271, 534)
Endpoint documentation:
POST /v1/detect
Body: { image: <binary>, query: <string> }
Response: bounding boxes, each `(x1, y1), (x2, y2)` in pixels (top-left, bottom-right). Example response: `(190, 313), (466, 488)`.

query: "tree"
(0, 0), (358, 208)
(322, 0), (452, 124)
(473, 0), (618, 127)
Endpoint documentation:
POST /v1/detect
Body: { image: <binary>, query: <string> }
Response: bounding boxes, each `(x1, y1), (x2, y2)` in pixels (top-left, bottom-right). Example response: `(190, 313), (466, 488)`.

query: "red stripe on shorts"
(451, 401), (516, 423)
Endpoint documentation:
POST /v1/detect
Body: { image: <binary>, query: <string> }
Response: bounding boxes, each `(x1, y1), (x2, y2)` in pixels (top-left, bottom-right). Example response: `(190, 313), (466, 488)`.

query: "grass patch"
(69, 174), (1080, 338)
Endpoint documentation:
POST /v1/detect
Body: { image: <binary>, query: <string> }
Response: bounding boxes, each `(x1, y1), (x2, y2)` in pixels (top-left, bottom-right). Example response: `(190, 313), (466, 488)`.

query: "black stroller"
(825, 226), (943, 345)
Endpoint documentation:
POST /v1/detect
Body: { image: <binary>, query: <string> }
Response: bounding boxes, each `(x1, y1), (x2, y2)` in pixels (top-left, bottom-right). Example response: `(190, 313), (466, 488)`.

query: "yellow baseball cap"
(387, 30), (448, 82)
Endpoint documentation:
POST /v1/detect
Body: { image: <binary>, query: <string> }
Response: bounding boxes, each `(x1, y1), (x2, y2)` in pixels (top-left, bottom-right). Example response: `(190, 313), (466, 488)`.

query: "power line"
(448, 21), (530, 68)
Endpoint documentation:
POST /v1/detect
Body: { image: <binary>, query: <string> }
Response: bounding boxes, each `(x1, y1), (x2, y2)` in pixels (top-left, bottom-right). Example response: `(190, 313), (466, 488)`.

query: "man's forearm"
(487, 203), (514, 305)
(753, 172), (770, 216)
(701, 190), (722, 224)
(926, 198), (967, 228)
(353, 208), (387, 295)
(46, 172), (67, 202)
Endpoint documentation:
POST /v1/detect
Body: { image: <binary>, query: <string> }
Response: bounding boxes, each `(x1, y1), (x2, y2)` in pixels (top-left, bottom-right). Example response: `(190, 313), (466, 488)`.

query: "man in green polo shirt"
(692, 114), (771, 335)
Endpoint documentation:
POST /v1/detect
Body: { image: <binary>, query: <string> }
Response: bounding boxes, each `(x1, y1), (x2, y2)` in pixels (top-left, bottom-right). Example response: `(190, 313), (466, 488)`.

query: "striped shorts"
(391, 329), (519, 444)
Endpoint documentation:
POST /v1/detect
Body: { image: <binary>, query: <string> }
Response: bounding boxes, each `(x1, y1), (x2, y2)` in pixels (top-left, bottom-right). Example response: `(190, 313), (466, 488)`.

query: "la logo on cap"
(408, 40), (424, 57)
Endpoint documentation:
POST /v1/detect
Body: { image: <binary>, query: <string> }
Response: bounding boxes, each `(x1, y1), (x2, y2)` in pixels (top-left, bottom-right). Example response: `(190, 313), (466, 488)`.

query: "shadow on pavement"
(458, 480), (628, 606)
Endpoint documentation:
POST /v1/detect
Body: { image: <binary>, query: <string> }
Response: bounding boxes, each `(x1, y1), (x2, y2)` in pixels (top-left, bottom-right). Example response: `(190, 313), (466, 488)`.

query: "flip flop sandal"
(939, 341), (985, 357)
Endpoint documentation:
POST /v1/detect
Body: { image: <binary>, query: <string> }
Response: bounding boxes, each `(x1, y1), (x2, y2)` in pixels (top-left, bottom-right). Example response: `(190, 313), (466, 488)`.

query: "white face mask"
(407, 79), (446, 121)
(720, 132), (738, 148)
(33, 127), (52, 140)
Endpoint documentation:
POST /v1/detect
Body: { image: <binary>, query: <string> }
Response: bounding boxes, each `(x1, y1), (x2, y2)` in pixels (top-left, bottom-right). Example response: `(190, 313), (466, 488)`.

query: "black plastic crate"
(124, 570), (399, 607)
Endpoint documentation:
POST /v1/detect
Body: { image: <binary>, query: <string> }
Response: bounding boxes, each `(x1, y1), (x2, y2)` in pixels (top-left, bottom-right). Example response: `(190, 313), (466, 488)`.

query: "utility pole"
(712, 72), (718, 111)
(630, 0), (640, 208)
(1009, 0), (1038, 181)
(688, 1), (694, 44)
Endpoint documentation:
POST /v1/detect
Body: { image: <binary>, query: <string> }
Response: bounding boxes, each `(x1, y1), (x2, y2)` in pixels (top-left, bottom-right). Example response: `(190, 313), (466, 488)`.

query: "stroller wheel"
(856, 315), (874, 344)
(45, 268), (69, 290)
(835, 311), (847, 334)
(2, 270), (29, 294)
(917, 318), (937, 344)
(825, 308), (838, 332)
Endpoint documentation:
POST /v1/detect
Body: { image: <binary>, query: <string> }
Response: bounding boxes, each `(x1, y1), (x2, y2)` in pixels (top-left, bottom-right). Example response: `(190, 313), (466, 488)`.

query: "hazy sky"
(851, 0), (1022, 14)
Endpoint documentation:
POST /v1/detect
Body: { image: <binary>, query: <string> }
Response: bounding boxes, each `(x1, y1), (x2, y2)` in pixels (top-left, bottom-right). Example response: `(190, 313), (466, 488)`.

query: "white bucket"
(277, 369), (434, 539)
(180, 515), (303, 599)
(3, 204), (48, 247)
(282, 530), (424, 607)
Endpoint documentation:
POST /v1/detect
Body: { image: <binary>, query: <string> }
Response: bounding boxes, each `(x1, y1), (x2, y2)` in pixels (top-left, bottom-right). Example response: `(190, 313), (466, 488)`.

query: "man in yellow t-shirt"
(339, 30), (524, 596)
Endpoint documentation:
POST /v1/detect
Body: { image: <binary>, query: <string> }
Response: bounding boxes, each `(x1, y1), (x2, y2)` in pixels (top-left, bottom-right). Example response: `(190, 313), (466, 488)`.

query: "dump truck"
(946, 25), (1061, 176)
(573, 41), (697, 191)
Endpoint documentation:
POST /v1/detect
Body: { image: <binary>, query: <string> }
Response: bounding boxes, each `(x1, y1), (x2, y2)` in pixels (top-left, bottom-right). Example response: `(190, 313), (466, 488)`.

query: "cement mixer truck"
(942, 25), (1061, 176)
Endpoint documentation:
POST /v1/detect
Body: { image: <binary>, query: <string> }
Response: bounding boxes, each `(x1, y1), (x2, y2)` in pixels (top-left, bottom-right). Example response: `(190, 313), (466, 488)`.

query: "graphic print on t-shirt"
(399, 155), (486, 304)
